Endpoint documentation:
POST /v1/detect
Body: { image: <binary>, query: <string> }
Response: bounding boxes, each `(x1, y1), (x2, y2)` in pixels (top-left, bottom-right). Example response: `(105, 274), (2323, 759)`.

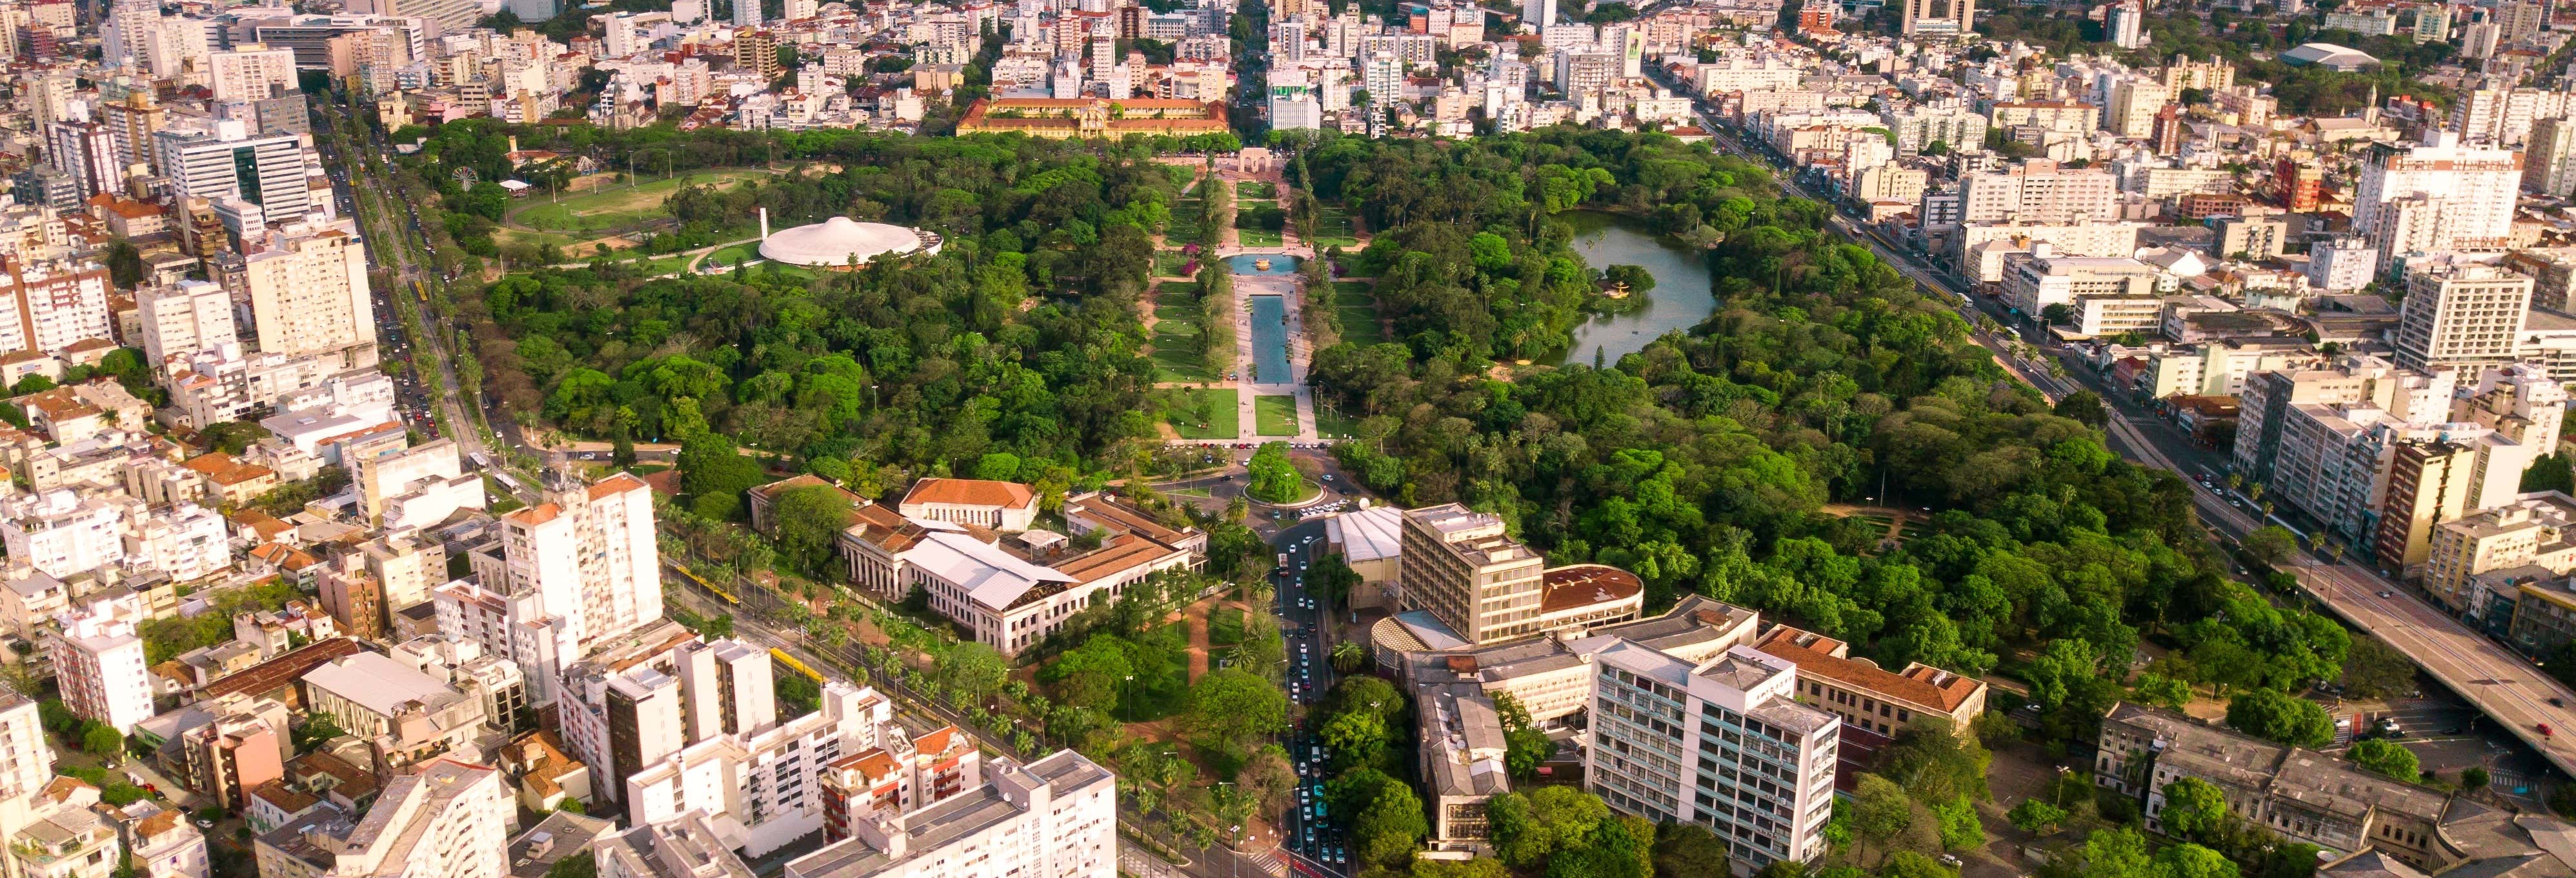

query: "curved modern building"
(757, 216), (943, 268)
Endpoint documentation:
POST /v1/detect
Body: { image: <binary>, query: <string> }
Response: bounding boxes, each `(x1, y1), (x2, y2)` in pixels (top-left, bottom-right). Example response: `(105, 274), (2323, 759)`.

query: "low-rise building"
(2097, 702), (2456, 870)
(898, 478), (1040, 531)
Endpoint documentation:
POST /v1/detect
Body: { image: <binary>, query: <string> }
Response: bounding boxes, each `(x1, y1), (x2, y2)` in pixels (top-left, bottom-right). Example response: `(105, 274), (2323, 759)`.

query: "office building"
(156, 123), (313, 228)
(53, 595), (151, 733)
(2393, 257), (2533, 373)
(242, 219), (376, 359)
(2353, 135), (2521, 267)
(252, 760), (513, 878)
(1998, 251), (2161, 335)
(1397, 504), (1545, 646)
(1584, 643), (1838, 874)
(782, 751), (1116, 878)
(137, 279), (237, 366)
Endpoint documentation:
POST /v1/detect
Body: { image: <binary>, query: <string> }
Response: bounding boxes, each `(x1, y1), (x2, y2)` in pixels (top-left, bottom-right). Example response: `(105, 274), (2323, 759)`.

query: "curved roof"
(758, 216), (941, 267)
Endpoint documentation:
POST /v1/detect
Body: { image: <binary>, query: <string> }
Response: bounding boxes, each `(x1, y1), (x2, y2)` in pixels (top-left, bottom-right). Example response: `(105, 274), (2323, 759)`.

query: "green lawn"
(1309, 206), (1361, 249)
(1117, 625), (1195, 719)
(1157, 250), (1195, 277)
(1208, 606), (1247, 646)
(1240, 229), (1285, 248)
(1315, 405), (1362, 441)
(705, 241), (763, 268)
(1254, 395), (1300, 436)
(510, 170), (767, 233)
(1152, 321), (1212, 382)
(1165, 164), (1201, 190)
(1163, 388), (1238, 439)
(1337, 303), (1386, 344)
(1238, 181), (1277, 199)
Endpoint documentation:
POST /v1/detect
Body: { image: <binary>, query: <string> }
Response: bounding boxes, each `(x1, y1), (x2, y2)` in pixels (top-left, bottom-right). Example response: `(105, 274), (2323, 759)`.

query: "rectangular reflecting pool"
(1249, 295), (1291, 383)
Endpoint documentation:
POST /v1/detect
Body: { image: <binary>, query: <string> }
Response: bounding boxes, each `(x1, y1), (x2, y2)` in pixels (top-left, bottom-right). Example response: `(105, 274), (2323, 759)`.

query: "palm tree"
(1331, 641), (1366, 673)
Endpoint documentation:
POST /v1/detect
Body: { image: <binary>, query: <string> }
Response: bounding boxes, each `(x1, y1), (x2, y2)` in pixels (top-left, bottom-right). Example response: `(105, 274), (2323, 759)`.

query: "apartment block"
(625, 681), (896, 858)
(1585, 643), (1838, 875)
(1958, 159), (2118, 226)
(0, 258), (111, 357)
(782, 751), (1116, 878)
(252, 760), (513, 878)
(241, 219), (376, 360)
(2425, 492), (2576, 621)
(1, 489), (129, 579)
(52, 594), (151, 733)
(1998, 250), (2160, 334)
(2233, 355), (2456, 487)
(817, 723), (984, 841)
(2353, 135), (2521, 267)
(136, 279), (237, 366)
(2394, 258), (2533, 373)
(175, 699), (288, 810)
(457, 472), (661, 701)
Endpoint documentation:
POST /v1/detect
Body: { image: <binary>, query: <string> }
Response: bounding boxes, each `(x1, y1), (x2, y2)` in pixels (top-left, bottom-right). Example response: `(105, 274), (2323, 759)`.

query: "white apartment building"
(243, 219), (376, 359)
(2353, 135), (2521, 268)
(460, 472), (661, 700)
(0, 259), (111, 357)
(2308, 237), (2380, 291)
(2105, 76), (2168, 138)
(1585, 643), (1838, 875)
(350, 439), (475, 524)
(2424, 491), (2576, 615)
(625, 682), (894, 859)
(1990, 100), (2098, 132)
(2529, 117), (2576, 197)
(1, 490), (128, 579)
(783, 751), (1117, 878)
(124, 504), (230, 583)
(208, 45), (299, 101)
(136, 279), (237, 366)
(2235, 355), (2456, 484)
(2393, 257), (2533, 373)
(0, 683), (52, 824)
(52, 594), (152, 733)
(544, 628), (762, 811)
(1957, 159), (2118, 226)
(251, 760), (513, 878)
(163, 344), (383, 431)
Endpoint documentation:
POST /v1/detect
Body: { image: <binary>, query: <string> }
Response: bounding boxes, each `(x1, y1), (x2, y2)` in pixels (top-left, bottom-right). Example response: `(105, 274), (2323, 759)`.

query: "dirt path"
(1185, 601), (1213, 680)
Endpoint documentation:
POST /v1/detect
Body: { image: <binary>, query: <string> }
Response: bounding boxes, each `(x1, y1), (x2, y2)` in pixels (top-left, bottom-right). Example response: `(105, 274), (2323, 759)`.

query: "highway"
(1665, 78), (2576, 781)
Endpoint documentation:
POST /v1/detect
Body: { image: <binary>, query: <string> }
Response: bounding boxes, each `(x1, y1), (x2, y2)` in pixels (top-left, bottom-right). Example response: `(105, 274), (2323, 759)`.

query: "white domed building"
(757, 215), (943, 268)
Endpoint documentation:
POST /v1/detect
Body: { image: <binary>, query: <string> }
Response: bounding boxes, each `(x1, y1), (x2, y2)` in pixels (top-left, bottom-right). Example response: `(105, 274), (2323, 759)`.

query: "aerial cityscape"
(17, 0), (2576, 876)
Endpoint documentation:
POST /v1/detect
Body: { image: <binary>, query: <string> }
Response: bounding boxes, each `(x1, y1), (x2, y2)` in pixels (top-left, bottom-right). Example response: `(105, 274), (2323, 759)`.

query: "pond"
(1249, 295), (1291, 383)
(1558, 211), (1716, 367)
(1227, 254), (1302, 275)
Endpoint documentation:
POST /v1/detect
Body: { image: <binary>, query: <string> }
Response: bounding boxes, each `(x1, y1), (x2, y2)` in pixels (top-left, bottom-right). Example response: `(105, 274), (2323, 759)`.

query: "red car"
(2542, 723), (2556, 738)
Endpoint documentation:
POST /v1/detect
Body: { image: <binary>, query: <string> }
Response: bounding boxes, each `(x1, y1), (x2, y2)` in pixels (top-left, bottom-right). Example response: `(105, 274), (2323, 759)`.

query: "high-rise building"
(2394, 257), (2533, 373)
(1520, 0), (1555, 30)
(2106, 77), (2169, 138)
(734, 0), (763, 29)
(2530, 117), (2576, 197)
(736, 29), (780, 79)
(99, 91), (164, 177)
(2353, 134), (2521, 267)
(1397, 504), (1544, 645)
(0, 683), (52, 828)
(783, 0), (816, 20)
(2107, 0), (2144, 48)
(0, 258), (110, 356)
(2231, 355), (2455, 486)
(210, 45), (300, 101)
(155, 122), (314, 228)
(1958, 159), (2118, 225)
(780, 751), (1117, 878)
(625, 681), (898, 858)
(101, 0), (161, 71)
(137, 279), (237, 366)
(1584, 643), (1838, 873)
(243, 218), (376, 359)
(46, 120), (119, 198)
(52, 594), (152, 733)
(252, 760), (514, 878)
(1900, 0), (1971, 36)
(438, 472), (663, 703)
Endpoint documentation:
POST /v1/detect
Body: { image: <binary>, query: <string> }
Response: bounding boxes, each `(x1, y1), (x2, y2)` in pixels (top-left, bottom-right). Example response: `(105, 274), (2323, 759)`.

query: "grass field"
(1157, 250), (1195, 277)
(1335, 282), (1385, 344)
(705, 241), (763, 268)
(1151, 286), (1213, 382)
(1165, 164), (1201, 190)
(1309, 206), (1362, 249)
(1163, 388), (1239, 439)
(1209, 606), (1246, 646)
(1240, 229), (1284, 248)
(1254, 395), (1300, 436)
(511, 170), (769, 233)
(1238, 181), (1277, 199)
(1116, 625), (1194, 720)
(1315, 405), (1362, 440)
